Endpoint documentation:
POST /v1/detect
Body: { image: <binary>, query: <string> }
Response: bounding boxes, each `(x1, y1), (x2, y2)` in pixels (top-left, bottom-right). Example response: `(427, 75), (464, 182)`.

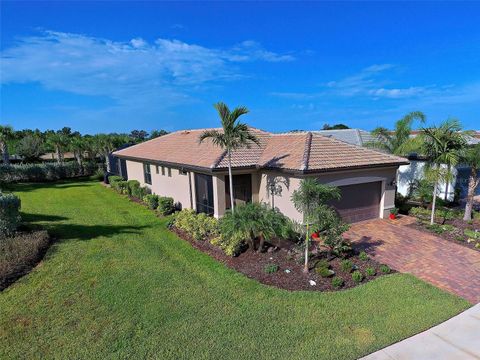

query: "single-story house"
(112, 128), (408, 223)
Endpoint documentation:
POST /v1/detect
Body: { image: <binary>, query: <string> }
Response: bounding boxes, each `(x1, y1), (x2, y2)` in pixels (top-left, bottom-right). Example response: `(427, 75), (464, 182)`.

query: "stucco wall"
(257, 166), (398, 222)
(397, 161), (457, 201)
(125, 160), (195, 210)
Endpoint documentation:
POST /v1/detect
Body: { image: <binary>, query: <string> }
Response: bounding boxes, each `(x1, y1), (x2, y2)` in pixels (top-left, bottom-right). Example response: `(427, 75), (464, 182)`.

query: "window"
(143, 163), (152, 184)
(167, 168), (172, 177)
(161, 166), (165, 176)
(155, 165), (159, 174)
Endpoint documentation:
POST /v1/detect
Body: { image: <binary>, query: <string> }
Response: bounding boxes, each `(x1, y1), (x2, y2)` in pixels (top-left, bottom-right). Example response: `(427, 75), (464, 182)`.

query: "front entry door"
(195, 173), (214, 215)
(225, 174), (252, 210)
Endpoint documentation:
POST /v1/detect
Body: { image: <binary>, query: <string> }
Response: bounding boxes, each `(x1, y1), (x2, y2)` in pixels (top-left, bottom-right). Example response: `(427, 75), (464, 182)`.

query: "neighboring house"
(112, 128), (407, 223)
(319, 128), (480, 201)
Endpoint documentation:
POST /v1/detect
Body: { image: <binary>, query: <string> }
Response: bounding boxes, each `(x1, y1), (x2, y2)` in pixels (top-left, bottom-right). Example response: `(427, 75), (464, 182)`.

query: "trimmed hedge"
(158, 196), (175, 216)
(0, 162), (100, 183)
(143, 194), (159, 210)
(0, 192), (21, 238)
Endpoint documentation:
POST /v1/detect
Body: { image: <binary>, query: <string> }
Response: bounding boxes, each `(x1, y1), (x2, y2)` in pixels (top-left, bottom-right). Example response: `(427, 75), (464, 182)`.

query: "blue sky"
(1, 1), (479, 134)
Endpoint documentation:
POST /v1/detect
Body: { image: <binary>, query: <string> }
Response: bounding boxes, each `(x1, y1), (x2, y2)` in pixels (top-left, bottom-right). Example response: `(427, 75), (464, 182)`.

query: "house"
(112, 128), (408, 223)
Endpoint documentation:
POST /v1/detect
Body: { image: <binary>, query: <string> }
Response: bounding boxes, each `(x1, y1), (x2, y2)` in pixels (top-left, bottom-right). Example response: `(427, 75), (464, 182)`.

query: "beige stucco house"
(112, 128), (408, 223)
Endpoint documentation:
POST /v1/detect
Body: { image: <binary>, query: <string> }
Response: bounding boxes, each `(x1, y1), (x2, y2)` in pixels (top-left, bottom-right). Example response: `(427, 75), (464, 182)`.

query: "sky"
(1, 1), (479, 135)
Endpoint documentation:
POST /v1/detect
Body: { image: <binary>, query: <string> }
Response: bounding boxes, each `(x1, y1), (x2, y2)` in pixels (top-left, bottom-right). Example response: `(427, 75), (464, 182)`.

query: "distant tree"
(129, 130), (149, 142)
(0, 125), (15, 164)
(322, 123), (350, 130)
(70, 136), (87, 166)
(199, 102), (259, 214)
(16, 134), (45, 162)
(150, 129), (169, 139)
(47, 132), (70, 163)
(365, 111), (426, 155)
(94, 134), (129, 172)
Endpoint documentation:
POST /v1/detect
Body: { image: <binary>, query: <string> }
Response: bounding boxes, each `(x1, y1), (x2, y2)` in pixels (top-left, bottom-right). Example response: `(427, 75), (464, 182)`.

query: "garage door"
(329, 181), (382, 223)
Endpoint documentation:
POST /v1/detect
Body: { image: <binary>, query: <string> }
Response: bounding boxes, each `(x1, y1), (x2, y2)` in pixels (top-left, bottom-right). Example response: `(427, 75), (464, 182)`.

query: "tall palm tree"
(94, 134), (129, 172)
(420, 119), (467, 224)
(0, 125), (15, 164)
(461, 144), (480, 221)
(365, 111), (426, 155)
(199, 102), (259, 214)
(70, 136), (86, 166)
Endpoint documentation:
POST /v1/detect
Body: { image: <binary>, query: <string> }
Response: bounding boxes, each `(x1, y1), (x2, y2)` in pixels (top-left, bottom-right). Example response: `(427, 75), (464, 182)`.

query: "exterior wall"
(125, 160), (196, 210)
(257, 167), (398, 222)
(212, 174), (226, 218)
(257, 171), (303, 222)
(397, 160), (457, 201)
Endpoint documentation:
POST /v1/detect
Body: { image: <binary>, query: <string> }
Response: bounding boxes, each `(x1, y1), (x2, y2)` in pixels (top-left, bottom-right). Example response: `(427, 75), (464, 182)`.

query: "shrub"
(390, 208), (399, 216)
(0, 230), (50, 290)
(340, 259), (353, 272)
(217, 202), (297, 255)
(108, 175), (123, 186)
(126, 180), (140, 197)
(426, 224), (445, 234)
(173, 209), (219, 241)
(365, 267), (376, 276)
(352, 270), (363, 283)
(464, 229), (480, 240)
(359, 251), (369, 261)
(143, 194), (159, 210)
(0, 192), (21, 238)
(331, 277), (344, 289)
(133, 186), (150, 200)
(0, 162), (99, 183)
(315, 259), (330, 269)
(315, 266), (333, 278)
(380, 265), (391, 274)
(93, 168), (105, 181)
(409, 206), (430, 219)
(158, 197), (175, 216)
(264, 264), (279, 274)
(311, 205), (351, 256)
(115, 180), (128, 194)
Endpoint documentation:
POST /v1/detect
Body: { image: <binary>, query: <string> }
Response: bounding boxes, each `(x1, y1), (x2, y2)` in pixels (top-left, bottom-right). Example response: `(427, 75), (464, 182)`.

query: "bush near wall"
(158, 197), (175, 216)
(0, 192), (21, 238)
(173, 209), (219, 241)
(0, 162), (100, 183)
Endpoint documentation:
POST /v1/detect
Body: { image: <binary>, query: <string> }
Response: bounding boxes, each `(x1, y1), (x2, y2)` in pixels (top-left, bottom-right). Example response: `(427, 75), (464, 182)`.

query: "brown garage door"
(329, 182), (382, 223)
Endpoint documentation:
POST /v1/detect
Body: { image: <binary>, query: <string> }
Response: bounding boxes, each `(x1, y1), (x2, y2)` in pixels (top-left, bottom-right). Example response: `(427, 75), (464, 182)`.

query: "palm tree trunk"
(105, 154), (111, 173)
(227, 150), (235, 214)
(463, 167), (478, 221)
(430, 180), (438, 225)
(56, 146), (62, 164)
(1, 142), (10, 165)
(304, 223), (309, 273)
(444, 164), (451, 201)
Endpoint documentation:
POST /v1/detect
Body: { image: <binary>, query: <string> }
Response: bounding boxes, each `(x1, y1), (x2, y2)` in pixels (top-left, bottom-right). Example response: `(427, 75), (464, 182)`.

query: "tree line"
(0, 126), (168, 167)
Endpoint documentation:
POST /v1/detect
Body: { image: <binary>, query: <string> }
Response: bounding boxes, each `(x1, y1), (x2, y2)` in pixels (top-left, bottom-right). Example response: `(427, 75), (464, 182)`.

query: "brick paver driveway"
(345, 217), (480, 304)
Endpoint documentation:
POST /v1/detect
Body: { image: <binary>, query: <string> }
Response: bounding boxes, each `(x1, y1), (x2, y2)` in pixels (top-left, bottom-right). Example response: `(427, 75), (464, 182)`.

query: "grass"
(0, 180), (470, 359)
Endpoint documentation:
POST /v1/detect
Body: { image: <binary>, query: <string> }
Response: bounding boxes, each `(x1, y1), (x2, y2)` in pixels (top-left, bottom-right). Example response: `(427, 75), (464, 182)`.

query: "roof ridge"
(301, 132), (313, 171)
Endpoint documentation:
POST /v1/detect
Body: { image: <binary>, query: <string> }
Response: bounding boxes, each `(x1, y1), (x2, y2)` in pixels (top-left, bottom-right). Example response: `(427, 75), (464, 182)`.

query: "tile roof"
(113, 127), (408, 173)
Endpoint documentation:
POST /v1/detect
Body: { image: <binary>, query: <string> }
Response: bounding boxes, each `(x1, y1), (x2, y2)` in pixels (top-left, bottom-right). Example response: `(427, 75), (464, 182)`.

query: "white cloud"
(0, 30), (294, 107)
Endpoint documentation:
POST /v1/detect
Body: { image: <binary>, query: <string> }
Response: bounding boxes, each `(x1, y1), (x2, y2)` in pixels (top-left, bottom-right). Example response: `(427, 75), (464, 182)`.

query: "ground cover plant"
(0, 179), (469, 360)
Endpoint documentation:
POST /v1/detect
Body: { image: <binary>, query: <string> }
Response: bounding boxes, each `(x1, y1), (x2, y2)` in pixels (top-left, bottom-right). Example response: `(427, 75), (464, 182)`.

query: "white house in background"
(318, 129), (480, 202)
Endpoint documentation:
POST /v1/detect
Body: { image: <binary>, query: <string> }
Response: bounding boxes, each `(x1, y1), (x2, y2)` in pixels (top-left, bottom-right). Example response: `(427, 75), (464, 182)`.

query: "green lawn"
(0, 180), (470, 359)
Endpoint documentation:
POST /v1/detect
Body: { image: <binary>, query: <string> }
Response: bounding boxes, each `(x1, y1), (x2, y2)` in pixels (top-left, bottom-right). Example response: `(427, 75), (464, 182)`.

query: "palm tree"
(461, 144), (480, 221)
(0, 125), (15, 164)
(70, 136), (86, 166)
(199, 102), (260, 214)
(420, 119), (467, 224)
(94, 134), (129, 172)
(291, 178), (340, 273)
(47, 132), (70, 163)
(365, 111), (426, 155)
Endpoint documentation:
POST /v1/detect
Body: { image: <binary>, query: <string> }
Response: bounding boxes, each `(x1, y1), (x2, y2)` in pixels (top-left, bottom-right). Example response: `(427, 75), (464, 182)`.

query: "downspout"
(188, 171), (194, 210)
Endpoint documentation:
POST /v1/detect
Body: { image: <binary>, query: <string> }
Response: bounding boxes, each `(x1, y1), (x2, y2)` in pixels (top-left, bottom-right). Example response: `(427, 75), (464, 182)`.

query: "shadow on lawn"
(5, 178), (94, 193)
(21, 212), (147, 241)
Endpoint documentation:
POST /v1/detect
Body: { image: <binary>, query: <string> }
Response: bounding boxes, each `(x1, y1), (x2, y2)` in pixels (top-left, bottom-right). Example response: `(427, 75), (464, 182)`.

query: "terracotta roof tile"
(113, 128), (408, 172)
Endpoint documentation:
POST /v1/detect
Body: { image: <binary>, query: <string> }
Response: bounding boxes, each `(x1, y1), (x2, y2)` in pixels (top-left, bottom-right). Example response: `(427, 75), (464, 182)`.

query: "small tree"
(462, 144), (480, 220)
(0, 125), (15, 165)
(16, 134), (45, 163)
(420, 119), (467, 224)
(291, 178), (340, 273)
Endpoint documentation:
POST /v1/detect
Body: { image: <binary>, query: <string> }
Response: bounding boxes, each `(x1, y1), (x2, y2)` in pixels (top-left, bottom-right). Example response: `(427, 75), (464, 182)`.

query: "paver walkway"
(345, 217), (480, 304)
(360, 303), (480, 359)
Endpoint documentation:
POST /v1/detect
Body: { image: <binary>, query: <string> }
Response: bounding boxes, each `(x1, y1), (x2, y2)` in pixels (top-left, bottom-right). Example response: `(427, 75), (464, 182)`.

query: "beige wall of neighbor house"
(125, 160), (196, 211)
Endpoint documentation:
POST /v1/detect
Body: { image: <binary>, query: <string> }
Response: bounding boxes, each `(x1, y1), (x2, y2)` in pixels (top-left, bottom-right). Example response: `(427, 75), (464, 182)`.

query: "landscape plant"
(0, 125), (15, 165)
(143, 194), (159, 210)
(0, 192), (21, 238)
(199, 102), (259, 214)
(158, 196), (175, 215)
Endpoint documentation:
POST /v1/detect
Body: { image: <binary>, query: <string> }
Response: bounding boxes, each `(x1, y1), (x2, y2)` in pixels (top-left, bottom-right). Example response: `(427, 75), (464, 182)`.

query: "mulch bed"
(0, 230), (52, 291)
(407, 217), (480, 252)
(171, 227), (393, 292)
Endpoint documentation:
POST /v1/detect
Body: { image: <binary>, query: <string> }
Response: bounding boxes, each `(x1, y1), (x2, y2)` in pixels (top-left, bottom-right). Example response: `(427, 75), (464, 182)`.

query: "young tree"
(420, 119), (467, 224)
(0, 125), (15, 164)
(462, 144), (480, 220)
(291, 178), (341, 273)
(16, 134), (45, 162)
(199, 102), (259, 214)
(365, 111), (426, 155)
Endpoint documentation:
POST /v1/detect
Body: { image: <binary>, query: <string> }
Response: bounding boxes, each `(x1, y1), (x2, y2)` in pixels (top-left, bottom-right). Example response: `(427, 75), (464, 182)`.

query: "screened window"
(155, 165), (159, 174)
(143, 163), (152, 184)
(161, 166), (165, 176)
(167, 168), (172, 177)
